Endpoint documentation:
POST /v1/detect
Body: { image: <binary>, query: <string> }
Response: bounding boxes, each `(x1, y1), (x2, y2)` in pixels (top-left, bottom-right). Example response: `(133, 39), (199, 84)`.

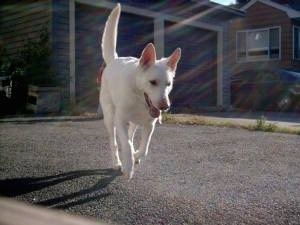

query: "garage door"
(75, 4), (153, 108)
(165, 22), (218, 109)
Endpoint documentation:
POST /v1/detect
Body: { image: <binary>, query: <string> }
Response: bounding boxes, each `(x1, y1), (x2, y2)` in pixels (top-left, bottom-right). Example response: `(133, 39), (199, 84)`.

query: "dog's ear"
(139, 43), (156, 69)
(167, 48), (181, 72)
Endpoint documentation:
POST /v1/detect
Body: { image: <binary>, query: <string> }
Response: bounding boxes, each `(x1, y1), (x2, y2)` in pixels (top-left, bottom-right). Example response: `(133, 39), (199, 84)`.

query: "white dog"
(100, 3), (181, 178)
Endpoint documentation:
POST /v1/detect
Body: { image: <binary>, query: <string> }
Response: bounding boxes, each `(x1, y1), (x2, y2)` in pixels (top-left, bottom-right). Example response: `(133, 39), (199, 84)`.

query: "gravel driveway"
(0, 120), (299, 225)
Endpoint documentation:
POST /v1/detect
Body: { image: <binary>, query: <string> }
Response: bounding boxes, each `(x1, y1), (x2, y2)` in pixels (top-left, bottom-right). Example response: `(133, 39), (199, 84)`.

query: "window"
(294, 26), (300, 60)
(236, 27), (280, 62)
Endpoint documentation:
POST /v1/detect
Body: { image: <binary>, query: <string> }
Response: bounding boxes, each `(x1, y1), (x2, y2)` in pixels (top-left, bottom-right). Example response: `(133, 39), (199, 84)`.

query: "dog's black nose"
(158, 99), (170, 111)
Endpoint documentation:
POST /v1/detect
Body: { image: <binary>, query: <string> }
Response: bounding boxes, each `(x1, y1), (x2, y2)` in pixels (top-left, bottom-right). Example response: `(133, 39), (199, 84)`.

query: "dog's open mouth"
(144, 93), (160, 118)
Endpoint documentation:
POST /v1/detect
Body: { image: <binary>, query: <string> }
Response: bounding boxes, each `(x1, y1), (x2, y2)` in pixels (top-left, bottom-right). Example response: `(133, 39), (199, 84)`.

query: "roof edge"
(240, 0), (300, 18)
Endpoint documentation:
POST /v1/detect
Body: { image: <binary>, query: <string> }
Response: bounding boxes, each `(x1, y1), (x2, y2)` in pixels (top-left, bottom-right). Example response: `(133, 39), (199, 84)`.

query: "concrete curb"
(0, 115), (102, 123)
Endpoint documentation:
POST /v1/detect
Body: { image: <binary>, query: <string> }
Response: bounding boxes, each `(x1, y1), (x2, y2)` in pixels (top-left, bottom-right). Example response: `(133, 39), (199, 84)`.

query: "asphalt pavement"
(0, 120), (299, 225)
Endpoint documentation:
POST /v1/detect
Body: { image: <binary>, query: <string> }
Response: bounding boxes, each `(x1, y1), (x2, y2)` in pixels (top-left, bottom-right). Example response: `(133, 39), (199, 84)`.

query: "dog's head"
(136, 43), (181, 118)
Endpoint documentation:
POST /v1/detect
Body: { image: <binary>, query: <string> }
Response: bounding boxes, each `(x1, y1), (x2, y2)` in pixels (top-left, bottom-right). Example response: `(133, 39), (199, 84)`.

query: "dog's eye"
(149, 80), (157, 86)
(166, 82), (171, 87)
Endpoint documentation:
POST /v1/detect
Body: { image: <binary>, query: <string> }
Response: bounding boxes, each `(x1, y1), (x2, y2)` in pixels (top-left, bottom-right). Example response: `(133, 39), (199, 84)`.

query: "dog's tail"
(101, 3), (120, 64)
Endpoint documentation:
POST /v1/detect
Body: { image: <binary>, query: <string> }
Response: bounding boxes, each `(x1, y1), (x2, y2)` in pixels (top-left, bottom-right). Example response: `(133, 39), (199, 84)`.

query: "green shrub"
(12, 27), (57, 86)
(254, 116), (277, 132)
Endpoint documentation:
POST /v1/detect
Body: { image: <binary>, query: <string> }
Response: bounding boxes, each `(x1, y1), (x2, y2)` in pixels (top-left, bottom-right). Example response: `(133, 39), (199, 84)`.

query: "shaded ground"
(0, 120), (299, 224)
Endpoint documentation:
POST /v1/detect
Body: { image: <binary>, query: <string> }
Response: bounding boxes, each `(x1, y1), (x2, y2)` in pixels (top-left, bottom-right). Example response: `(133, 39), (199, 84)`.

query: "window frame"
(236, 26), (281, 63)
(293, 25), (300, 60)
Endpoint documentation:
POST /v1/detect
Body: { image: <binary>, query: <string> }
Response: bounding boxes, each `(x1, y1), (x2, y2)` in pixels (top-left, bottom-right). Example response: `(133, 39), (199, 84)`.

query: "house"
(0, 0), (243, 113)
(229, 0), (300, 111)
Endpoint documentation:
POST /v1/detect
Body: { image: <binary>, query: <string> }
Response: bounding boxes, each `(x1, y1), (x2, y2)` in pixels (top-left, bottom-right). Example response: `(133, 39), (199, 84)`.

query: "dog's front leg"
(134, 123), (155, 164)
(116, 119), (135, 179)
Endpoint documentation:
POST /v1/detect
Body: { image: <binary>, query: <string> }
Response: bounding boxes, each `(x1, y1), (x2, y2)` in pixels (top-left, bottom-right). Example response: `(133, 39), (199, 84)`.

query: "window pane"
(247, 29), (268, 59)
(248, 30), (268, 51)
(237, 32), (246, 61)
(270, 28), (280, 59)
(270, 28), (279, 48)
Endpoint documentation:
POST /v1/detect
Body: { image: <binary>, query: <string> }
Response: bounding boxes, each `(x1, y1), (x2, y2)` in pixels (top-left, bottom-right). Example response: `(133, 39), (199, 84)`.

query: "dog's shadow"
(0, 168), (121, 209)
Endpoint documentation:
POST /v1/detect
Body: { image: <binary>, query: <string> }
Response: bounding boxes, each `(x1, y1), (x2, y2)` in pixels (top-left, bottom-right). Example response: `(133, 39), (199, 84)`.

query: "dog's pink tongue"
(150, 106), (160, 118)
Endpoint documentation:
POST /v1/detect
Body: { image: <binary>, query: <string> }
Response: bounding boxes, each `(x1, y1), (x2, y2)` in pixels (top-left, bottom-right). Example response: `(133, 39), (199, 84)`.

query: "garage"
(75, 4), (108, 108)
(165, 22), (218, 110)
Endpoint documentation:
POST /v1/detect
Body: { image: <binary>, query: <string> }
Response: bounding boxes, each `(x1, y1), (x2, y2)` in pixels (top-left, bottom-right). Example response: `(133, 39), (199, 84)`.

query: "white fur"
(100, 3), (181, 178)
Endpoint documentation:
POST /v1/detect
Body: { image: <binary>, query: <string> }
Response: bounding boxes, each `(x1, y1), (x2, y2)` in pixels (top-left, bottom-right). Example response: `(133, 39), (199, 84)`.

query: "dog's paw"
(134, 151), (142, 165)
(114, 164), (122, 172)
(135, 158), (141, 165)
(121, 167), (134, 179)
(134, 155), (146, 165)
(112, 157), (122, 170)
(120, 162), (134, 179)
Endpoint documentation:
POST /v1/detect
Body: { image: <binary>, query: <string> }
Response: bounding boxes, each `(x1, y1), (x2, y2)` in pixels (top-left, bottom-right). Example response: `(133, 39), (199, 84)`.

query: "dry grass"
(162, 113), (300, 135)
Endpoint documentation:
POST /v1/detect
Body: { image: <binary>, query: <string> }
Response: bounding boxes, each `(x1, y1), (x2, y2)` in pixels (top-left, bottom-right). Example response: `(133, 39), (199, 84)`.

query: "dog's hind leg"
(134, 123), (155, 164)
(103, 110), (122, 169)
(101, 92), (121, 170)
(105, 116), (122, 170)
